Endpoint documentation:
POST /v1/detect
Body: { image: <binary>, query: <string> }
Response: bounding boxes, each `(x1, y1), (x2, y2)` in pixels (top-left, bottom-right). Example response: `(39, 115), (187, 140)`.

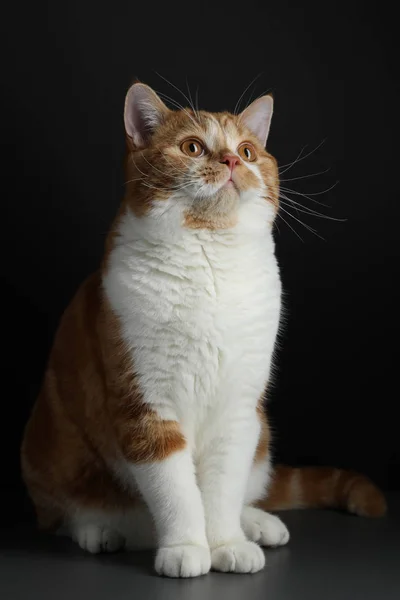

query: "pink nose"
(221, 154), (240, 172)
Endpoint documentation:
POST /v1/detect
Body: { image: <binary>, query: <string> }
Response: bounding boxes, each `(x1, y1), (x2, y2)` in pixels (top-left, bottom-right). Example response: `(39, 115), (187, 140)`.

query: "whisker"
(186, 77), (200, 121)
(279, 193), (301, 217)
(277, 213), (304, 242)
(237, 87), (273, 128)
(195, 85), (200, 115)
(160, 149), (188, 171)
(234, 73), (262, 116)
(130, 155), (148, 180)
(131, 151), (183, 179)
(156, 91), (199, 127)
(155, 71), (196, 113)
(124, 177), (146, 185)
(280, 182), (339, 206)
(139, 180), (172, 192)
(140, 152), (183, 177)
(155, 72), (199, 125)
(129, 157), (171, 193)
(279, 195), (346, 222)
(278, 139), (326, 175)
(278, 146), (306, 174)
(280, 167), (331, 183)
(279, 205), (325, 240)
(282, 181), (339, 197)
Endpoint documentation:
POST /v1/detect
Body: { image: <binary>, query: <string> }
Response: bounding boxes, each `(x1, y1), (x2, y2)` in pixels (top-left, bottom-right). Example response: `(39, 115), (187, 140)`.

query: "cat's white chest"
(104, 217), (281, 437)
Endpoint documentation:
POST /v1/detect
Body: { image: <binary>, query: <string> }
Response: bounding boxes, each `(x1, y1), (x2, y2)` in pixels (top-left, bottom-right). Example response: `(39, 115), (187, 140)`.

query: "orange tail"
(258, 465), (387, 518)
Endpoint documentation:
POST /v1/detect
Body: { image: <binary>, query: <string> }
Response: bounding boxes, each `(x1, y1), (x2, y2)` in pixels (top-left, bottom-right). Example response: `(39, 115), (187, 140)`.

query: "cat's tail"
(258, 465), (387, 517)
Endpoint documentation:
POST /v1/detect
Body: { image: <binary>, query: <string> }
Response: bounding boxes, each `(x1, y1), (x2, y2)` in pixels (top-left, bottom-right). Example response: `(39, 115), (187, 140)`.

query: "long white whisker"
(280, 182), (339, 205)
(280, 193), (300, 217)
(140, 152), (183, 177)
(237, 87), (273, 128)
(278, 146), (306, 174)
(155, 72), (199, 125)
(195, 85), (200, 116)
(186, 78), (200, 121)
(278, 139), (326, 175)
(280, 167), (331, 183)
(160, 150), (188, 171)
(282, 181), (339, 197)
(279, 195), (346, 222)
(279, 205), (325, 240)
(277, 213), (304, 242)
(234, 73), (262, 116)
(130, 155), (148, 180)
(156, 91), (199, 127)
(155, 71), (196, 113)
(124, 177), (146, 185)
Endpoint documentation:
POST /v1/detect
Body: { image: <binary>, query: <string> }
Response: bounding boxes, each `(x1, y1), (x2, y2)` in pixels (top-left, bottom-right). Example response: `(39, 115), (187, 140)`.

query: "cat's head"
(123, 83), (279, 232)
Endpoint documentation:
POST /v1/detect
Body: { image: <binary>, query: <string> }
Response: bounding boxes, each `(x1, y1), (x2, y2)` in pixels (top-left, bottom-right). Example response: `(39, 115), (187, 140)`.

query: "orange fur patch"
(254, 398), (270, 463)
(183, 210), (238, 230)
(258, 465), (387, 518)
(21, 273), (185, 528)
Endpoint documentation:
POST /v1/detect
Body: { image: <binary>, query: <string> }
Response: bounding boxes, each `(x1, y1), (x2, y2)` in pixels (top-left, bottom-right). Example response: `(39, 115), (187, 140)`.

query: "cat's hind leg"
(64, 504), (156, 554)
(241, 506), (289, 547)
(243, 455), (289, 548)
(70, 522), (124, 554)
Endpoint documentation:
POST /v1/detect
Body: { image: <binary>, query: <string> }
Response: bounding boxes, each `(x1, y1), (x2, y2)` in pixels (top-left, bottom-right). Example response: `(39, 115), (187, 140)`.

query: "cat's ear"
(239, 95), (274, 147)
(124, 83), (170, 148)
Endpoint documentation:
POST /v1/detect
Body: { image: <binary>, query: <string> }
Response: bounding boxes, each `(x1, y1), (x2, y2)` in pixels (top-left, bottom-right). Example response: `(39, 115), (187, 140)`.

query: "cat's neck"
(114, 191), (275, 250)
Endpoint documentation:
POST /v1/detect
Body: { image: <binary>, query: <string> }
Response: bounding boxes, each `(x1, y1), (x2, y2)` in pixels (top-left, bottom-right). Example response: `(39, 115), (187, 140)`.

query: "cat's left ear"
(239, 95), (274, 147)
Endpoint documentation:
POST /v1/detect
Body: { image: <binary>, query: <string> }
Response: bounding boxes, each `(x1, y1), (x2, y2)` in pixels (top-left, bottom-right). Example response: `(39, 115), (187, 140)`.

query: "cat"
(21, 83), (386, 578)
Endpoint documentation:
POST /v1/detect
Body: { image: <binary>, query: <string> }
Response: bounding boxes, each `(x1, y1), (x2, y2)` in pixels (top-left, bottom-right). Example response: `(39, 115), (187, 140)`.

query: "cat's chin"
(183, 187), (240, 230)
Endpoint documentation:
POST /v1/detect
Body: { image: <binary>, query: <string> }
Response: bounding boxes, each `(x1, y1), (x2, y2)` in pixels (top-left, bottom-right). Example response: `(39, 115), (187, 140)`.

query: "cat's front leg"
(197, 410), (265, 574)
(130, 449), (210, 577)
(115, 409), (210, 578)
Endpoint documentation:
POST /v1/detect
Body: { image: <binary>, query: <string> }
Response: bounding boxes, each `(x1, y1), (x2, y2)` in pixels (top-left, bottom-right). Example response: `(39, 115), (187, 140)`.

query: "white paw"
(241, 507), (290, 547)
(211, 541), (265, 574)
(73, 524), (125, 554)
(155, 545), (211, 578)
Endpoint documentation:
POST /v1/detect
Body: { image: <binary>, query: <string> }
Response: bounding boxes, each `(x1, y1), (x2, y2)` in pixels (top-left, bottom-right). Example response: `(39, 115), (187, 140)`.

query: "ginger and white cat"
(21, 83), (386, 578)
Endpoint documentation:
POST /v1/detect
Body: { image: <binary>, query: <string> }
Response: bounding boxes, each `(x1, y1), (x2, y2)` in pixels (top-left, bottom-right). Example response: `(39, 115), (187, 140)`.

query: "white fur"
(211, 540), (265, 573)
(65, 505), (156, 551)
(155, 545), (211, 578)
(98, 180), (283, 575)
(241, 506), (289, 547)
(245, 454), (273, 505)
(71, 523), (124, 554)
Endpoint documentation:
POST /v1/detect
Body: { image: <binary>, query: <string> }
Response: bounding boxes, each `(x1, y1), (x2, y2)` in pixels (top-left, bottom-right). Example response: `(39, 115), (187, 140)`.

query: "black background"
(2, 0), (399, 514)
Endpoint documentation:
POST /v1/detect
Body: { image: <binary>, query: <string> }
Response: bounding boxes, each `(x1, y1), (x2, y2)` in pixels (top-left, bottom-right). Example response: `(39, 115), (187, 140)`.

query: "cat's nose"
(220, 154), (240, 172)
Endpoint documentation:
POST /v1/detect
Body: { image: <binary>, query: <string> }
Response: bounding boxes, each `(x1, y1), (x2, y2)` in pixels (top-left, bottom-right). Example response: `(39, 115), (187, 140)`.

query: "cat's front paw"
(155, 545), (211, 578)
(211, 541), (265, 574)
(241, 506), (290, 547)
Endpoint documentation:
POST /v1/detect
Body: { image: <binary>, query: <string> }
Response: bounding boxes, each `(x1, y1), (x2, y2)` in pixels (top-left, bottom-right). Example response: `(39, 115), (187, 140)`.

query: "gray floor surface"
(1, 494), (399, 600)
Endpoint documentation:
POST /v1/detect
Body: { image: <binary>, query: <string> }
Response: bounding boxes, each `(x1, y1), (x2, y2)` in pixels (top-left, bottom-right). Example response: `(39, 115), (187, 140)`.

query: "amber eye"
(238, 143), (257, 162)
(180, 138), (205, 157)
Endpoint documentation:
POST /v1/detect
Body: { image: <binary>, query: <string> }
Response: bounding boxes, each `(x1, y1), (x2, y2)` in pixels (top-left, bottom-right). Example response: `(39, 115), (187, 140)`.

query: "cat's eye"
(180, 139), (205, 157)
(238, 143), (257, 162)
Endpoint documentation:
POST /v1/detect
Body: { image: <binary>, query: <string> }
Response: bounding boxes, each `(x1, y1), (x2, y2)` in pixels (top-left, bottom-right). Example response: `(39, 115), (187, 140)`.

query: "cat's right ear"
(124, 83), (170, 149)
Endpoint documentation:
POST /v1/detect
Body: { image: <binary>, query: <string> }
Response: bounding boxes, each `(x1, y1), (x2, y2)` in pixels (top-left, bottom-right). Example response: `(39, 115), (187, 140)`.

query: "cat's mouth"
(220, 173), (240, 194)
(188, 171), (246, 205)
(226, 175), (238, 187)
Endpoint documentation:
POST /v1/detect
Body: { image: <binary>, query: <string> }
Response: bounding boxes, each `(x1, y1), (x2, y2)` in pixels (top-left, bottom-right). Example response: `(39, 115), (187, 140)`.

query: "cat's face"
(123, 84), (279, 231)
